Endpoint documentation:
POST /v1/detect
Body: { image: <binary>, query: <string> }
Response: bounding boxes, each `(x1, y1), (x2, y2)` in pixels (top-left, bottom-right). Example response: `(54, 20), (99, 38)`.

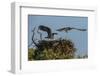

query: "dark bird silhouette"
(38, 25), (57, 39)
(56, 27), (87, 32)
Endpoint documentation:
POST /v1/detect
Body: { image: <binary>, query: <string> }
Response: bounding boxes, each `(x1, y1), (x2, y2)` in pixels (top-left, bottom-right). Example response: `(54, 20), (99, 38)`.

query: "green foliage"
(28, 39), (76, 60)
(76, 54), (88, 59)
(28, 48), (35, 61)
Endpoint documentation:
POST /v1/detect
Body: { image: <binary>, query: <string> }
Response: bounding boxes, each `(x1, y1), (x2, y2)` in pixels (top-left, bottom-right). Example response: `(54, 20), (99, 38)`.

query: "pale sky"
(28, 15), (88, 56)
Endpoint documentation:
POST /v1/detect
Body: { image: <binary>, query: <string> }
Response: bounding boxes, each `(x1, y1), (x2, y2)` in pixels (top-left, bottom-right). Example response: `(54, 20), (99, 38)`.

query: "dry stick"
(31, 27), (39, 48)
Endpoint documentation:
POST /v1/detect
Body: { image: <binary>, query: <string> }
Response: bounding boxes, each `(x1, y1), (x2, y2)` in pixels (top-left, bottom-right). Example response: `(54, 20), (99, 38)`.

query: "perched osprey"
(38, 25), (57, 39)
(56, 27), (87, 32)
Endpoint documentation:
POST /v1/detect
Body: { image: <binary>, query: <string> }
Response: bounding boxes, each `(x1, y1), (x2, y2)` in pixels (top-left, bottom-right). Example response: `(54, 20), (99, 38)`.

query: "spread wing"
(71, 28), (87, 31)
(38, 25), (52, 38)
(56, 27), (87, 32)
(56, 27), (66, 31)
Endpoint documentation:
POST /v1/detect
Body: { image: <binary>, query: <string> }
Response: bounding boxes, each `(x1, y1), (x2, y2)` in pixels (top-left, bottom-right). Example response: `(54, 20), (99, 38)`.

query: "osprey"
(56, 27), (87, 32)
(38, 25), (57, 39)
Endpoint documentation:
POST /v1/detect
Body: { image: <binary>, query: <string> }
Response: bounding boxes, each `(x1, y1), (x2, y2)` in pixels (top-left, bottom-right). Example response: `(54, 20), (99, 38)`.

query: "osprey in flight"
(56, 27), (87, 32)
